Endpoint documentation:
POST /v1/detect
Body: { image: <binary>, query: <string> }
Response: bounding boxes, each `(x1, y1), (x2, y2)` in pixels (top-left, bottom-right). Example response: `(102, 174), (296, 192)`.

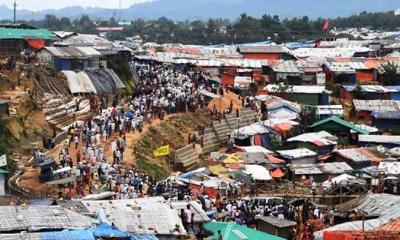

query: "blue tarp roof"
(371, 111), (400, 120)
(130, 235), (159, 240)
(41, 230), (95, 240)
(91, 224), (129, 238)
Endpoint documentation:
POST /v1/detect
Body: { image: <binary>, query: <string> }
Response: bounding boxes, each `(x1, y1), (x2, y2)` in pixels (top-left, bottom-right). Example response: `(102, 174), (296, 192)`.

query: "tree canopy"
(5, 10), (399, 45)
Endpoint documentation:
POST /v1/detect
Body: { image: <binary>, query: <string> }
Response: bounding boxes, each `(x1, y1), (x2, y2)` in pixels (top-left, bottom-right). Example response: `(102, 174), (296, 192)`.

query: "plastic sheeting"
(244, 165), (272, 181)
(62, 70), (97, 94)
(40, 230), (95, 240)
(130, 235), (159, 240)
(91, 224), (129, 238)
(85, 69), (125, 94)
(26, 39), (45, 49)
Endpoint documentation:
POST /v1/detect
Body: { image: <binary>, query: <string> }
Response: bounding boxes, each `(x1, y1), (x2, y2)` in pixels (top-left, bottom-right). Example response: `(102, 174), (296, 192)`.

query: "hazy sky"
(0, 0), (152, 10)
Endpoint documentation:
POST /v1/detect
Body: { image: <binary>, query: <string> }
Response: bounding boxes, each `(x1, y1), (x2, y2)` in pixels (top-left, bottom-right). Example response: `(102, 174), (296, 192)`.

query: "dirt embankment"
(133, 110), (211, 179)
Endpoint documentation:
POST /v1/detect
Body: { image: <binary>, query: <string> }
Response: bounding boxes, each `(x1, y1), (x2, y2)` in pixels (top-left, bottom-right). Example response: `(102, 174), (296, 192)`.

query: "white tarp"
(62, 70), (97, 94)
(237, 146), (273, 154)
(245, 165), (272, 181)
(322, 174), (356, 189)
(232, 122), (270, 137)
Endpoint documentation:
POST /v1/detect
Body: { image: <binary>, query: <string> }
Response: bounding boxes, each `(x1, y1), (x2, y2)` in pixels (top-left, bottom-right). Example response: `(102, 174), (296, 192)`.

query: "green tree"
(73, 15), (98, 34)
(382, 62), (398, 85)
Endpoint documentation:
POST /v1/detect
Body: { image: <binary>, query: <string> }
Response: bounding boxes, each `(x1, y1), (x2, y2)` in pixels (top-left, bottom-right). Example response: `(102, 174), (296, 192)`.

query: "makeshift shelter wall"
(85, 69), (117, 94)
(287, 93), (319, 105)
(0, 174), (4, 196)
(243, 53), (281, 60)
(356, 69), (374, 82)
(311, 121), (350, 133)
(374, 118), (400, 131)
(62, 70), (97, 94)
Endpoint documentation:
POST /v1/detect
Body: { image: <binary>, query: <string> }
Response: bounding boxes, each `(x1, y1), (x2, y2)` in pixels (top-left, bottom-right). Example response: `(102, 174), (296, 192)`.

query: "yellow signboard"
(153, 145), (170, 157)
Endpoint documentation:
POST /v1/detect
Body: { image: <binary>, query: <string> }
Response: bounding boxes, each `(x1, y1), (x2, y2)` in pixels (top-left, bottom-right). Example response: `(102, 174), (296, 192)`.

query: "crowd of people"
(35, 61), (335, 239)
(44, 62), (218, 199)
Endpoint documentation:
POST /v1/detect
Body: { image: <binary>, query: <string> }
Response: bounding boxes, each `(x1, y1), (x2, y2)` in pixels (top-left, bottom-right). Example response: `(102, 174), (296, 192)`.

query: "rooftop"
(238, 45), (287, 54)
(277, 148), (317, 160)
(310, 116), (369, 135)
(0, 205), (92, 232)
(81, 197), (187, 236)
(334, 147), (383, 162)
(256, 216), (296, 228)
(353, 100), (400, 112)
(359, 135), (400, 144)
(265, 85), (326, 94)
(287, 131), (338, 147)
(291, 162), (353, 175)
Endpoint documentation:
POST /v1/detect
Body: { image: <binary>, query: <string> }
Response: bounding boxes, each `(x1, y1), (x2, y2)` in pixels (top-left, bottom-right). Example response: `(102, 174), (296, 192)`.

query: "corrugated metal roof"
(343, 85), (400, 93)
(0, 205), (92, 232)
(238, 45), (287, 53)
(334, 148), (382, 162)
(265, 85), (326, 94)
(287, 131), (337, 146)
(256, 216), (296, 228)
(45, 46), (101, 59)
(0, 233), (41, 240)
(0, 28), (54, 40)
(291, 47), (371, 58)
(310, 116), (369, 135)
(353, 100), (400, 112)
(325, 61), (368, 73)
(359, 135), (400, 144)
(82, 197), (187, 236)
(277, 148), (317, 159)
(291, 162), (353, 175)
(316, 193), (400, 237)
(271, 60), (301, 73)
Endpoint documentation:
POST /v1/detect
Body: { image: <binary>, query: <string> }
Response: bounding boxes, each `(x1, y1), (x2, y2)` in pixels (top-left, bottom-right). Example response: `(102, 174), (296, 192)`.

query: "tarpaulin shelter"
(222, 154), (244, 164)
(244, 165), (272, 181)
(62, 70), (97, 94)
(130, 235), (159, 240)
(271, 168), (285, 178)
(0, 25), (54, 52)
(204, 222), (285, 240)
(62, 69), (125, 94)
(26, 39), (45, 49)
(40, 230), (95, 240)
(265, 154), (285, 164)
(90, 223), (129, 238)
(85, 69), (126, 94)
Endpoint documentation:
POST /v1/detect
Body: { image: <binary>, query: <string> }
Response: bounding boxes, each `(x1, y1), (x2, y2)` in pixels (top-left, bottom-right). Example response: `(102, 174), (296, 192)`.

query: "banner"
(0, 154), (6, 167)
(153, 145), (170, 157)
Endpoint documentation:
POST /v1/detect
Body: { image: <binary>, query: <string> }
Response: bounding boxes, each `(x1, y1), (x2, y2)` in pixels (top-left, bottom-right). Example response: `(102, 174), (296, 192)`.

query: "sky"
(0, 0), (153, 11)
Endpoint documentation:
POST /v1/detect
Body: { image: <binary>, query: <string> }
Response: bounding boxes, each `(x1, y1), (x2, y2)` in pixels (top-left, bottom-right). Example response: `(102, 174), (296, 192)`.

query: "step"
(181, 157), (199, 168)
(202, 144), (221, 154)
(176, 150), (197, 161)
(178, 155), (199, 166)
(176, 144), (196, 154)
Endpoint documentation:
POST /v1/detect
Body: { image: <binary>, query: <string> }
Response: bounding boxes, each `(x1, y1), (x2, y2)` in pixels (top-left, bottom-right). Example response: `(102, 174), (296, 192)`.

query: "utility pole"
(118, 0), (121, 21)
(13, 1), (17, 23)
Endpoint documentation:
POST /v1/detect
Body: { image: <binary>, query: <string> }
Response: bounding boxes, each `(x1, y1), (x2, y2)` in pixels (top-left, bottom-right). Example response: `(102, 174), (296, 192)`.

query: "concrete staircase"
(201, 107), (258, 154)
(173, 107), (258, 171)
(173, 144), (200, 171)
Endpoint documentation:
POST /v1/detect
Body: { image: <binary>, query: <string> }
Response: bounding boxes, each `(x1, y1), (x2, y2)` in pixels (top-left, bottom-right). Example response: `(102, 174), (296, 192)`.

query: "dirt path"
(117, 114), (178, 165)
(208, 91), (242, 113)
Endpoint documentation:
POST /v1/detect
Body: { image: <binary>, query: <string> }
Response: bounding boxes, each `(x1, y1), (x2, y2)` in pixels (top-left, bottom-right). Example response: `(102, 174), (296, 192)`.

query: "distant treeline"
(2, 11), (400, 44)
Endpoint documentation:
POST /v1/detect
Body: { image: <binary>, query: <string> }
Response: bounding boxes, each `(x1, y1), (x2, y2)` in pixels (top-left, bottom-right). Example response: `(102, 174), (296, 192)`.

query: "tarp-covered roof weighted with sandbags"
(62, 68), (125, 94)
(85, 68), (126, 94)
